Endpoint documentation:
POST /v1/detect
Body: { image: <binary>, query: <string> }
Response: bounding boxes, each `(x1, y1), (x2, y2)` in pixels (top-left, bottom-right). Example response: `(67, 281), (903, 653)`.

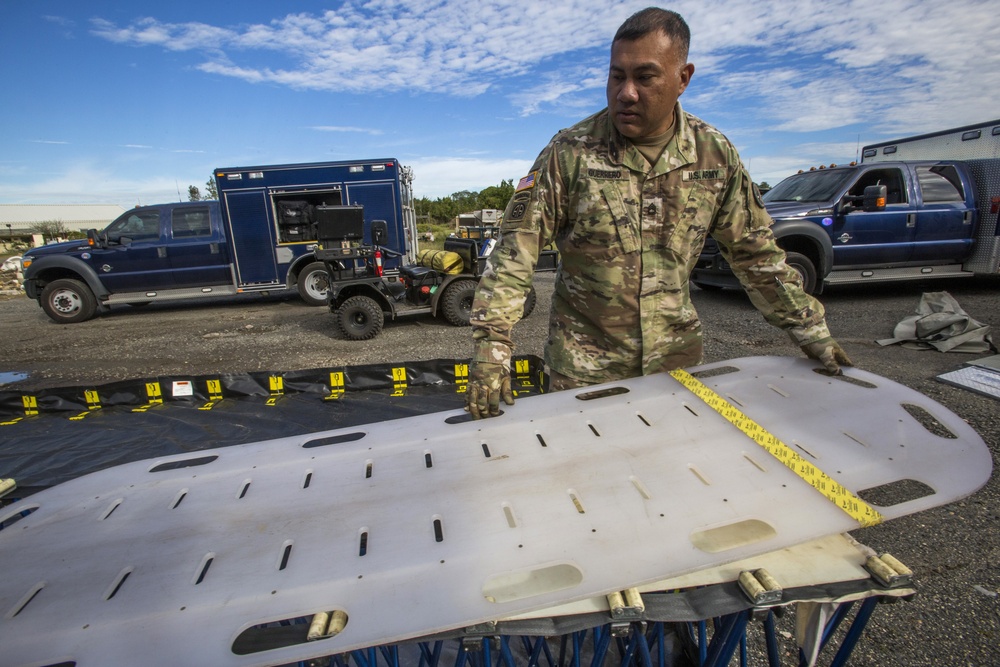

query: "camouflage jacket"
(471, 103), (831, 383)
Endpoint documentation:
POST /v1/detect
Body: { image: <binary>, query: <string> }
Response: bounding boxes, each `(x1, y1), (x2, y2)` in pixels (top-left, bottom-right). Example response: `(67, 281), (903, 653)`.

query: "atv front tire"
(336, 295), (385, 340)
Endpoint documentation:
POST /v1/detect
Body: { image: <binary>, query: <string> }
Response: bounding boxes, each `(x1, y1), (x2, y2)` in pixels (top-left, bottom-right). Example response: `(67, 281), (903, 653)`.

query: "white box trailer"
(862, 119), (1000, 274)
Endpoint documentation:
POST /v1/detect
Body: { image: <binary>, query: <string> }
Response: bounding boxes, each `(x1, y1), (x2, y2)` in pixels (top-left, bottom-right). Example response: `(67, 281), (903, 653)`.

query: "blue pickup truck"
(692, 119), (1000, 293)
(21, 159), (416, 323)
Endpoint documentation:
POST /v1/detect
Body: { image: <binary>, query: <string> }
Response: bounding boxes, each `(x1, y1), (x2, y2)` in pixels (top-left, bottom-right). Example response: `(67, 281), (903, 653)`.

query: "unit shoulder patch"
(508, 200), (529, 222)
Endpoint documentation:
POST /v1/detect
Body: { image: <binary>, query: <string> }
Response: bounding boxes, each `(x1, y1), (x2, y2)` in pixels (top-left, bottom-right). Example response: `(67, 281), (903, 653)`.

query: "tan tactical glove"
(466, 362), (515, 419)
(801, 336), (853, 375)
(466, 341), (515, 419)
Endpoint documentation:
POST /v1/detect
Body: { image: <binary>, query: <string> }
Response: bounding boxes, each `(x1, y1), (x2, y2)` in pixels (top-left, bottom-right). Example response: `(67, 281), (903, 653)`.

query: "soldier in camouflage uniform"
(466, 7), (850, 419)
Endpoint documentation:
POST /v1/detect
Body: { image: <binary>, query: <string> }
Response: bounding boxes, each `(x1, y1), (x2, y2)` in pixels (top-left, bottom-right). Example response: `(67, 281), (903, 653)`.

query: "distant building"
(0, 204), (126, 238)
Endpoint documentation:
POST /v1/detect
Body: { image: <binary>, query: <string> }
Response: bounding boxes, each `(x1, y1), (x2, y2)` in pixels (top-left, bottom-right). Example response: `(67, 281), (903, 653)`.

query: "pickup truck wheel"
(784, 252), (818, 294)
(440, 279), (478, 327)
(336, 295), (384, 340)
(41, 279), (97, 324)
(297, 262), (330, 306)
(522, 288), (538, 319)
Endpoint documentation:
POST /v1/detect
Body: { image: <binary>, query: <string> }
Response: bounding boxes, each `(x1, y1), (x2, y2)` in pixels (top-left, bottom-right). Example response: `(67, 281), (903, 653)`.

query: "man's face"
(607, 31), (694, 140)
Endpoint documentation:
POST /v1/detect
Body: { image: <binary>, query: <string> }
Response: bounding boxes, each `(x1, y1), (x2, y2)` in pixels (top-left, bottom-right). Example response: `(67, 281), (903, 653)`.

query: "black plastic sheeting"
(0, 357), (545, 492)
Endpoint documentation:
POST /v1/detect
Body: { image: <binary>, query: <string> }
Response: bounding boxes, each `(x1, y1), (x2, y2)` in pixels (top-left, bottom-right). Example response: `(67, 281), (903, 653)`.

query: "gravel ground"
(1, 273), (998, 665)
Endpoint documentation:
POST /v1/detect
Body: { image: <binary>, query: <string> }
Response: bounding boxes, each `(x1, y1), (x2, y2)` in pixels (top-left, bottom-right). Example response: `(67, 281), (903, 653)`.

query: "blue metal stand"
(301, 595), (887, 667)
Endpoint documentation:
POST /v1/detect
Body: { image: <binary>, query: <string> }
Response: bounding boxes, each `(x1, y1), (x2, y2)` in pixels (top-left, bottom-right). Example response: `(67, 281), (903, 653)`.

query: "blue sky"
(2, 0), (998, 208)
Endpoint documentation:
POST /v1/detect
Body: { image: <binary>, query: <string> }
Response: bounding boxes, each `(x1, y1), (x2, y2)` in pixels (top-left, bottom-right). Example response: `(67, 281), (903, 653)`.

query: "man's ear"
(678, 63), (695, 95)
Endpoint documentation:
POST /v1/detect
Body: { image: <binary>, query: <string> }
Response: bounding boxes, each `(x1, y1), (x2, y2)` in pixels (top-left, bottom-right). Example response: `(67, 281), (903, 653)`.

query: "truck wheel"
(522, 288), (538, 319)
(297, 262), (330, 306)
(40, 279), (98, 323)
(337, 295), (384, 340)
(784, 252), (818, 294)
(440, 279), (478, 327)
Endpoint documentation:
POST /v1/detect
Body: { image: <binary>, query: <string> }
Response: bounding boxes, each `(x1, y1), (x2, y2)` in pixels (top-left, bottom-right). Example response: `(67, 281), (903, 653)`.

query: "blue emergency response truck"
(21, 159), (417, 323)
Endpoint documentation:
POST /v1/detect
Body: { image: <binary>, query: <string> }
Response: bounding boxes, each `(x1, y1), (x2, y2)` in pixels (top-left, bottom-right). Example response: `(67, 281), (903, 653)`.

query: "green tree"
(205, 176), (218, 200)
(450, 190), (479, 214)
(411, 179), (518, 225)
(187, 176), (219, 201)
(477, 179), (514, 210)
(428, 197), (460, 222)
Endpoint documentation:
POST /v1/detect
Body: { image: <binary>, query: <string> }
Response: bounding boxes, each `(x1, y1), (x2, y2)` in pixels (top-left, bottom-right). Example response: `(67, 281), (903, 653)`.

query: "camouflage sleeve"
(470, 142), (564, 354)
(710, 163), (832, 346)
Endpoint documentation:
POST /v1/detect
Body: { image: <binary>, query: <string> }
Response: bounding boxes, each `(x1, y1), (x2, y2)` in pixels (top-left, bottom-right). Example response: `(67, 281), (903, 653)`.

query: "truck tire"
(522, 288), (538, 319)
(40, 278), (98, 324)
(784, 252), (818, 294)
(440, 279), (478, 327)
(297, 262), (330, 307)
(337, 295), (384, 340)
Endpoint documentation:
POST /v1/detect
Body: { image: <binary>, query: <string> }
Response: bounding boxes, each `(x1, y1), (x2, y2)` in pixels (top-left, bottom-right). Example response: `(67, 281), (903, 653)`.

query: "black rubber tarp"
(0, 356), (545, 492)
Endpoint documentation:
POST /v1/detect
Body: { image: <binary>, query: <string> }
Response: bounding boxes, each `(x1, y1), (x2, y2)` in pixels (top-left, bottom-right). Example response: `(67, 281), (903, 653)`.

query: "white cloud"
(408, 157), (534, 199)
(27, 0), (1000, 206)
(744, 141), (868, 186)
(90, 2), (630, 98)
(0, 163), (191, 208)
(88, 0), (1000, 135)
(680, 0), (1000, 137)
(310, 126), (384, 136)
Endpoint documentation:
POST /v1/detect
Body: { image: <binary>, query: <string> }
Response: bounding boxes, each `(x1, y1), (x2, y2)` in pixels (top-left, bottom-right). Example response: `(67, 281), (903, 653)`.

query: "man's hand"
(801, 336), (853, 375)
(466, 362), (515, 419)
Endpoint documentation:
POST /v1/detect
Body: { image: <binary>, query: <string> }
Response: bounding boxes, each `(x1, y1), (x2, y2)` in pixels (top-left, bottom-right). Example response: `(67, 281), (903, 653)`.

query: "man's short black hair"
(613, 7), (690, 62)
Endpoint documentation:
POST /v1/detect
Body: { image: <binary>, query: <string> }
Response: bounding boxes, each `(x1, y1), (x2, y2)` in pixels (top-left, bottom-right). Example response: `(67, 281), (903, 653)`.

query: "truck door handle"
(907, 214), (916, 228)
(158, 247), (168, 258)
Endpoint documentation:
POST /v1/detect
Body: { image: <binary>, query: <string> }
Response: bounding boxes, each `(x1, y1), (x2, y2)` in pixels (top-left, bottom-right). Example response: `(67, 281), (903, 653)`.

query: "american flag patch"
(516, 172), (537, 192)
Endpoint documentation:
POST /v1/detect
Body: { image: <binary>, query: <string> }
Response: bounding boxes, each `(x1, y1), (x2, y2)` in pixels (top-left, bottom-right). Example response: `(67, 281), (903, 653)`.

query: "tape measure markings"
(669, 369), (883, 528)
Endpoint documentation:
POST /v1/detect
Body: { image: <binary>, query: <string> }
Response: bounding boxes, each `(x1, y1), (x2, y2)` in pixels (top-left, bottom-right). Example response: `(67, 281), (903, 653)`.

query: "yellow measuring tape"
(669, 369), (883, 528)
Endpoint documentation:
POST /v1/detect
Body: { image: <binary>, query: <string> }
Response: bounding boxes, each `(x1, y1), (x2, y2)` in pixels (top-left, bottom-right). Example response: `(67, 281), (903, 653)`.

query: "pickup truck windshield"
(763, 170), (854, 203)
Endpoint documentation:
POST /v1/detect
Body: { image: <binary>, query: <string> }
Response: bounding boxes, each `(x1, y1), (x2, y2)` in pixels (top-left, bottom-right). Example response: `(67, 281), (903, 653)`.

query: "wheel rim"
(51, 289), (82, 315)
(306, 272), (330, 300)
(347, 310), (369, 331)
(788, 262), (814, 292)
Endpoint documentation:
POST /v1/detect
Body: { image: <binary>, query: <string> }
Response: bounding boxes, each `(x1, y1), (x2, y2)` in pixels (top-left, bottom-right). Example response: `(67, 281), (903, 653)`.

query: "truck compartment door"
(910, 164), (975, 263)
(223, 191), (280, 286)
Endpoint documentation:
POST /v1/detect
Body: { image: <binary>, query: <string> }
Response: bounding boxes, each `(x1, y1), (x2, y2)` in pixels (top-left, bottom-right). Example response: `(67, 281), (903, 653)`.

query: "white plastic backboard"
(0, 356), (991, 667)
